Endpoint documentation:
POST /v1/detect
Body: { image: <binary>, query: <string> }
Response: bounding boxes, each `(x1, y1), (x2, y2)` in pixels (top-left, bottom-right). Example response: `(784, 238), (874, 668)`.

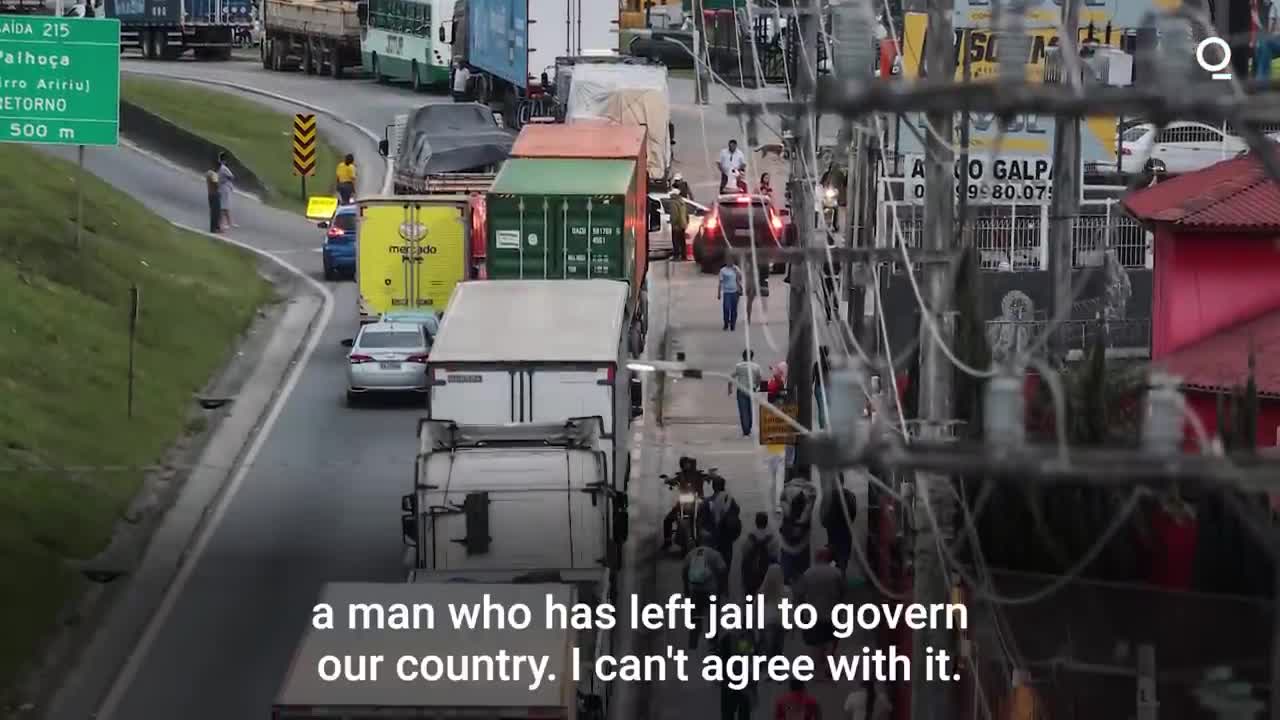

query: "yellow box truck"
(355, 195), (471, 324)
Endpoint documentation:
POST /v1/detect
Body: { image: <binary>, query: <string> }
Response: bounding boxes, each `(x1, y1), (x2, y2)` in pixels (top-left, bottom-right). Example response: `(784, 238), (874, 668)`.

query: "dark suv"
(693, 194), (788, 274)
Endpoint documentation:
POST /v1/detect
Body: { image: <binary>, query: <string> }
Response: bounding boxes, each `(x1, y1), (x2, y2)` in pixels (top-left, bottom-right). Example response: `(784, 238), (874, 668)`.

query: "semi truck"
(400, 418), (620, 574)
(272, 581), (609, 720)
(355, 195), (472, 324)
(483, 155), (648, 356)
(450, 0), (621, 125)
(562, 62), (673, 190)
(259, 0), (363, 77)
(424, 280), (641, 492)
(104, 0), (247, 58)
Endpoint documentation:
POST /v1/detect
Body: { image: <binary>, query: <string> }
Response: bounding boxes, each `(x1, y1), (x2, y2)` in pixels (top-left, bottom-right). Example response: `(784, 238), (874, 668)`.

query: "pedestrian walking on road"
(794, 547), (845, 676)
(683, 534), (727, 651)
(716, 620), (758, 720)
(717, 258), (744, 331)
(821, 474), (857, 573)
(778, 478), (816, 584)
(205, 158), (222, 234)
(718, 139), (746, 193)
(669, 187), (689, 261)
(730, 350), (764, 437)
(759, 171), (775, 205)
(335, 153), (357, 205)
(217, 152), (236, 231)
(741, 511), (780, 595)
(704, 475), (742, 568)
(758, 563), (788, 656)
(774, 678), (821, 720)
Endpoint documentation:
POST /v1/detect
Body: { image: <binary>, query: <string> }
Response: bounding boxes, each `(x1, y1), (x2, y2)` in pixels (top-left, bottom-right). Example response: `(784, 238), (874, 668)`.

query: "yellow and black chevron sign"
(292, 113), (317, 177)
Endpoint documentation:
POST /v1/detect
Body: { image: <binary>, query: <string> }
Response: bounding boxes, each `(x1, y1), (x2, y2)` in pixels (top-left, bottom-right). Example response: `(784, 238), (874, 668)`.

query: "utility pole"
(1047, 0), (1081, 363)
(912, 0), (957, 718)
(786, 0), (819, 476)
(692, 0), (710, 105)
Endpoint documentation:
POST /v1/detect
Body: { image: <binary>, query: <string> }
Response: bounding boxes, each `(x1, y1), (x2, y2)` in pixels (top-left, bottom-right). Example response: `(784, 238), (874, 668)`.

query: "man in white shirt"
(717, 139), (746, 193)
(452, 62), (471, 102)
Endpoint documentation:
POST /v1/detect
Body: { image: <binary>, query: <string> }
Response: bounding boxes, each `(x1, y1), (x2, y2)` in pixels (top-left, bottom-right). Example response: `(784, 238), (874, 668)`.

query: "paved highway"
(43, 118), (424, 719)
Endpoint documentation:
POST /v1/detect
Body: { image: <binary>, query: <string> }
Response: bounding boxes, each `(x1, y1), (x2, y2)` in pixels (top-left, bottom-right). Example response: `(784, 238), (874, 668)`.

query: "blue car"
(319, 205), (358, 281)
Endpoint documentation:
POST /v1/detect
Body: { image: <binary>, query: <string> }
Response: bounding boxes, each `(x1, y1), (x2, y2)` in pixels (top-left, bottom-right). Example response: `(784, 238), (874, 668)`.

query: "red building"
(1123, 154), (1280, 450)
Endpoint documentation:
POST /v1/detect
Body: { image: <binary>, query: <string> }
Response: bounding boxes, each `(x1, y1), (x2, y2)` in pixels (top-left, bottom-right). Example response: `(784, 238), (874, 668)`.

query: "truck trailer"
(105, 0), (246, 58)
(451, 0), (620, 126)
(424, 280), (641, 492)
(272, 581), (608, 720)
(259, 0), (363, 77)
(483, 155), (648, 357)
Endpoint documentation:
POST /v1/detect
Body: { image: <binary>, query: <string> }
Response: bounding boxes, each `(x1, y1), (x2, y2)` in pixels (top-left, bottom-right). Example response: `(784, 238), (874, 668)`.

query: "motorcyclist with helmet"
(661, 456), (710, 550)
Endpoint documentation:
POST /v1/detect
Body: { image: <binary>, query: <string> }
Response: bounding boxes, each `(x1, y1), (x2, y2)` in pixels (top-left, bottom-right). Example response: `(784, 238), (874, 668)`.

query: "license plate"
(379, 362), (400, 370)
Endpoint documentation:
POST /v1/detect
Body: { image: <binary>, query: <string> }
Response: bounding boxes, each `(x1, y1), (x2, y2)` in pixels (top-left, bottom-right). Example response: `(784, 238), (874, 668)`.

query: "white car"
(1119, 121), (1248, 176)
(647, 192), (709, 259)
(345, 321), (431, 405)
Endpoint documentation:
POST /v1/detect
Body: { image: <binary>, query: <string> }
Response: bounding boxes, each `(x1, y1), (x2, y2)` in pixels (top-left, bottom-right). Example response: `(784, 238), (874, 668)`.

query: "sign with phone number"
(905, 154), (1053, 204)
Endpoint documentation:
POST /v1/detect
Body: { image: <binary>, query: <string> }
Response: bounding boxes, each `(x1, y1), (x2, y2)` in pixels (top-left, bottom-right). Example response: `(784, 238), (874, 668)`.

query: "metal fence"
(876, 197), (1151, 272)
(985, 318), (1153, 356)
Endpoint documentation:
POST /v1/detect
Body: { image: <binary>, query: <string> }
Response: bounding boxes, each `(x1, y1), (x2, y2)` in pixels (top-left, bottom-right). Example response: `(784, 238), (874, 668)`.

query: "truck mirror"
(401, 493), (414, 513)
(377, 139), (389, 157)
(356, 2), (368, 23)
(401, 514), (418, 546)
(631, 405), (644, 419)
(317, 220), (330, 229)
(438, 25), (445, 42)
(340, 338), (354, 348)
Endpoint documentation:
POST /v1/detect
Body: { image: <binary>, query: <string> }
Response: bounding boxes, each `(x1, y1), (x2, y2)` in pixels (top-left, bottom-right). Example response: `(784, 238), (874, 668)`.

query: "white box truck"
(424, 279), (641, 491)
(400, 418), (622, 577)
(272, 581), (609, 720)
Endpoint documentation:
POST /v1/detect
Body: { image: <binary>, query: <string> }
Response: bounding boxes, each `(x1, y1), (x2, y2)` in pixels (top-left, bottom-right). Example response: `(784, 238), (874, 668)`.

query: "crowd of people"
(669, 450), (889, 720)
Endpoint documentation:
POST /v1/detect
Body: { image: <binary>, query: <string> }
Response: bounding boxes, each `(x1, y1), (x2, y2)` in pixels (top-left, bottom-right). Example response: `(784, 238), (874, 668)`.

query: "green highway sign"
(0, 15), (120, 146)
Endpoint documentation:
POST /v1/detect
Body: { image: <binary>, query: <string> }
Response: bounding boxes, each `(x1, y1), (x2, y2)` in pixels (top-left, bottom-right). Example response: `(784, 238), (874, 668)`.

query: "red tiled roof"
(1156, 308), (1280, 396)
(1123, 152), (1280, 232)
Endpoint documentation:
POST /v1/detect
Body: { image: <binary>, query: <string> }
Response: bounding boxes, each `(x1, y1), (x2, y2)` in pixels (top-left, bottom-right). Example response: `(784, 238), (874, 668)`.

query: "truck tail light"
(607, 365), (616, 383)
(349, 354), (374, 364)
(769, 212), (783, 231)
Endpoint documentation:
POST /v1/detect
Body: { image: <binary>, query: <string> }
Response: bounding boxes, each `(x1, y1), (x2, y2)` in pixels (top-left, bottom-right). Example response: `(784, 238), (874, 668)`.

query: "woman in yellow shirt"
(335, 154), (357, 205)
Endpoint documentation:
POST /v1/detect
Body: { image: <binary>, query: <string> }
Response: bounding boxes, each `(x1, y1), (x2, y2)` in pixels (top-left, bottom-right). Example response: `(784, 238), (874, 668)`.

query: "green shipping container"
(485, 158), (641, 294)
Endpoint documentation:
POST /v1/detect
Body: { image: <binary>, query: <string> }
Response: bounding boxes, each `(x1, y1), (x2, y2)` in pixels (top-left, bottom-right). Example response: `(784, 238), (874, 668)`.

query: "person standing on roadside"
(670, 187), (689, 261)
(729, 350), (764, 437)
(741, 511), (780, 595)
(794, 547), (845, 677)
(452, 61), (472, 102)
(673, 172), (694, 201)
(217, 152), (236, 231)
(205, 158), (222, 233)
(717, 139), (746, 193)
(335, 154), (357, 205)
(717, 257), (744, 331)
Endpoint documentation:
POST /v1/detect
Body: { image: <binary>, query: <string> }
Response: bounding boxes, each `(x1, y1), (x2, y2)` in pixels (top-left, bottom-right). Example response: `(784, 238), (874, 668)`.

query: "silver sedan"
(345, 321), (431, 405)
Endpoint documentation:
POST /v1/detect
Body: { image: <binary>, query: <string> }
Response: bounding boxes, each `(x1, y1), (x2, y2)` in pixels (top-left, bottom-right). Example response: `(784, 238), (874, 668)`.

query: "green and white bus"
(361, 0), (454, 91)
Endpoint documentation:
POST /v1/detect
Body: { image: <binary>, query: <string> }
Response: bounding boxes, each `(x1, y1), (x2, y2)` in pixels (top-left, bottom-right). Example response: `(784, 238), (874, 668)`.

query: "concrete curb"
(121, 68), (395, 195)
(39, 225), (335, 720)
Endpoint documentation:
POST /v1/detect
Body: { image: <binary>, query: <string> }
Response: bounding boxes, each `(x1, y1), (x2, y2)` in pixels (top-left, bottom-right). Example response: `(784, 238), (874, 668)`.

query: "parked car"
(693, 193), (787, 274)
(318, 205), (357, 281)
(345, 321), (431, 405)
(1118, 121), (1247, 177)
(647, 192), (708, 259)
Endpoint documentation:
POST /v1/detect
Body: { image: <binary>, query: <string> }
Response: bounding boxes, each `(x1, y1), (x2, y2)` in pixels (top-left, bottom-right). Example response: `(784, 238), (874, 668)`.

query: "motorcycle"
(660, 468), (715, 555)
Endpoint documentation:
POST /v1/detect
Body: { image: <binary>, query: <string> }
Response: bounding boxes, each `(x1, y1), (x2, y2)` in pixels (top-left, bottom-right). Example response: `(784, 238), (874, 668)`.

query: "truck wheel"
(272, 38), (285, 71)
(302, 40), (315, 75)
(411, 59), (422, 92)
(144, 30), (158, 59)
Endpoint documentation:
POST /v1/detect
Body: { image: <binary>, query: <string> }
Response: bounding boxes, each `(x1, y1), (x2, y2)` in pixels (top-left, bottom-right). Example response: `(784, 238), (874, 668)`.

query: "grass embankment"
(0, 144), (273, 698)
(120, 76), (342, 213)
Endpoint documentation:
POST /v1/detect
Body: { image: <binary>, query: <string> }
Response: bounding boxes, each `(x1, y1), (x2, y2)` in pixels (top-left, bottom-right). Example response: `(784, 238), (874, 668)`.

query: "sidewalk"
(647, 260), (868, 720)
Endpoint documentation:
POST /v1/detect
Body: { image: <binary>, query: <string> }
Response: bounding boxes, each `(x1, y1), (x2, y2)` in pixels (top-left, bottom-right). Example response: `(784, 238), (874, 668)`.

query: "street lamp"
(626, 360), (809, 435)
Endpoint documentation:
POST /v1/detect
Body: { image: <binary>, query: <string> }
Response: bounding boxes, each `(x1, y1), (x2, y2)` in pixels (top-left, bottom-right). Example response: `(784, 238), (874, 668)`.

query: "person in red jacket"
(775, 678), (821, 720)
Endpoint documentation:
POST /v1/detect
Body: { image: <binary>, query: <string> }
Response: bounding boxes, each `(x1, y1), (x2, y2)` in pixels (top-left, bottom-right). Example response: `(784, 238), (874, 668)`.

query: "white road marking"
(94, 224), (335, 720)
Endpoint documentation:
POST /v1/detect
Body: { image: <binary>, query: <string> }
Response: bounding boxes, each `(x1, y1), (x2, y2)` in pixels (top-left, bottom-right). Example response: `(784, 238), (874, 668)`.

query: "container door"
(357, 204), (414, 316)
(560, 194), (627, 280)
(525, 368), (613, 428)
(430, 369), (516, 424)
(487, 194), (557, 279)
(410, 202), (468, 312)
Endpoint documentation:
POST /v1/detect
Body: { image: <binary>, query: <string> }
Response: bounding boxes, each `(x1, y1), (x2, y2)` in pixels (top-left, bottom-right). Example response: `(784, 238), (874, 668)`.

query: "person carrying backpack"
(683, 533), (727, 650)
(741, 511), (780, 595)
(716, 618), (758, 720)
(704, 475), (742, 567)
(778, 479), (817, 584)
(821, 475), (858, 573)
